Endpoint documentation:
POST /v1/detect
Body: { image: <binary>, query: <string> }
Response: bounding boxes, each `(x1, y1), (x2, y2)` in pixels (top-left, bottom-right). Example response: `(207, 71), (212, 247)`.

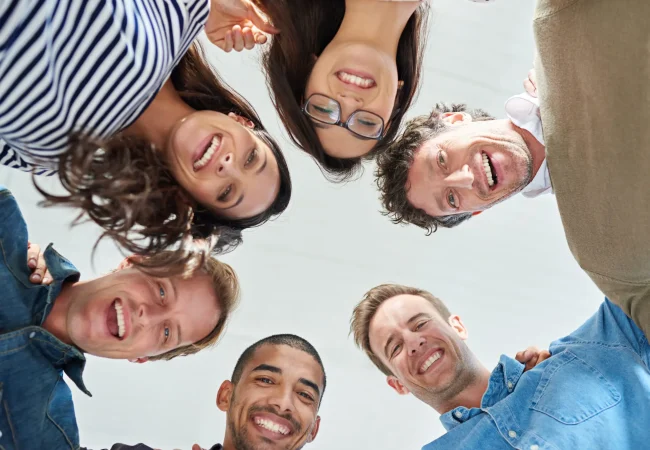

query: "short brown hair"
(350, 284), (451, 376)
(375, 103), (495, 234)
(148, 255), (241, 361)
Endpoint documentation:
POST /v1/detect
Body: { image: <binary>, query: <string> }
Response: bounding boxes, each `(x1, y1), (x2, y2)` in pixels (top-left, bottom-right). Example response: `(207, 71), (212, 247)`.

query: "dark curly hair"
(260, 0), (429, 182)
(35, 42), (291, 275)
(375, 103), (494, 234)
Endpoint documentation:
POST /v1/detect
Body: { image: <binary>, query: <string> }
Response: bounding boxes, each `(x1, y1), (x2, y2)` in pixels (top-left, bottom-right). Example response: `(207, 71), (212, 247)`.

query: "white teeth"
(254, 418), (290, 435)
(420, 351), (442, 373)
(193, 136), (221, 171)
(114, 301), (125, 338)
(337, 71), (375, 88)
(482, 153), (495, 187)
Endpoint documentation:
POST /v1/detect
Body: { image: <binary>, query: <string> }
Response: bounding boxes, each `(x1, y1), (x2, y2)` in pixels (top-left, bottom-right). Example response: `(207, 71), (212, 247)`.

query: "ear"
(217, 380), (234, 412)
(448, 315), (469, 340)
(440, 111), (472, 126)
(472, 211), (482, 216)
(227, 112), (255, 129)
(115, 255), (145, 272)
(386, 376), (410, 396)
(128, 357), (149, 364)
(307, 416), (321, 443)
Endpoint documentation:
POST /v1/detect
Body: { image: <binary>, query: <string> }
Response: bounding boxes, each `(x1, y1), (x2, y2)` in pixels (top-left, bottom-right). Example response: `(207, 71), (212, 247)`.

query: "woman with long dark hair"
(260, 0), (429, 181)
(0, 0), (290, 272)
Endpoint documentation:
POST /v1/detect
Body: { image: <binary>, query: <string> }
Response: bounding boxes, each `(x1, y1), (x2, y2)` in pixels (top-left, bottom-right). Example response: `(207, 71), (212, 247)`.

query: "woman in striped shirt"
(0, 0), (289, 271)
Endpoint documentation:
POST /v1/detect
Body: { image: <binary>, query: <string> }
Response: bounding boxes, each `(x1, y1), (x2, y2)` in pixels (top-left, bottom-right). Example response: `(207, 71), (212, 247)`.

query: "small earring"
(398, 80), (405, 88)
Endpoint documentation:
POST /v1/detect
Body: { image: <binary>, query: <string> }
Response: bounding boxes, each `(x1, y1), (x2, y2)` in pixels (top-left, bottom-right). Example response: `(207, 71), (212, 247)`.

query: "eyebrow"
(252, 364), (321, 398)
(383, 312), (431, 359)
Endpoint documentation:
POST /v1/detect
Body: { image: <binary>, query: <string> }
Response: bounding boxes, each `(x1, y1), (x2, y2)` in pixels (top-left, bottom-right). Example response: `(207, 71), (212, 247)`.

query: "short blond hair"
(350, 284), (451, 376)
(149, 256), (240, 361)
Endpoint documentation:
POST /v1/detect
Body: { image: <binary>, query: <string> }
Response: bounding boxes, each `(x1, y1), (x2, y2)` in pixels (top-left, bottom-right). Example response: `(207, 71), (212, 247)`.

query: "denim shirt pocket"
(0, 382), (17, 450)
(530, 350), (621, 424)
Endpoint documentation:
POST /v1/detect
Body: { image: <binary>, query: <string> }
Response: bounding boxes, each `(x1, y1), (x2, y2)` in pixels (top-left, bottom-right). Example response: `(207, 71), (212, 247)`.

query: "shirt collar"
(439, 355), (524, 431)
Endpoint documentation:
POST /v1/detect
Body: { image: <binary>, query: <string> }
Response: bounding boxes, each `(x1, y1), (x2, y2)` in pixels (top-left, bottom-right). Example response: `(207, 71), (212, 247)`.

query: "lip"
(335, 69), (377, 91)
(251, 413), (294, 440)
(416, 347), (444, 375)
(192, 134), (223, 173)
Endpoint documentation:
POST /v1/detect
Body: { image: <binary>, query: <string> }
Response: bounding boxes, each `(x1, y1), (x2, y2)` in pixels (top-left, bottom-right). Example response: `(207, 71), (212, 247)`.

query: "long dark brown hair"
(35, 42), (291, 274)
(260, 0), (429, 182)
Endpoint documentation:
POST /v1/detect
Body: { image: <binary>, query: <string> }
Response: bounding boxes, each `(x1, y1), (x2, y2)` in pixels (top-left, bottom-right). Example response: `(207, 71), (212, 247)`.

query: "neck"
(42, 282), (76, 346)
(221, 432), (235, 450)
(335, 0), (420, 57)
(434, 365), (492, 415)
(124, 79), (195, 150)
(515, 125), (546, 180)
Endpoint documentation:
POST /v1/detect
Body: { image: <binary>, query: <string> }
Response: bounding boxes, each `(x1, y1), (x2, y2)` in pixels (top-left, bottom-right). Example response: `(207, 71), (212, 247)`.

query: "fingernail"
(28, 258), (36, 268)
(43, 277), (50, 284)
(31, 274), (42, 282)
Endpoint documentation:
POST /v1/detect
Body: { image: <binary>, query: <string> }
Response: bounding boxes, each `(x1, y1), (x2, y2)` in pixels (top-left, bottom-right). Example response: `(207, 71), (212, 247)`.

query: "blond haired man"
(0, 185), (240, 450)
(351, 284), (650, 449)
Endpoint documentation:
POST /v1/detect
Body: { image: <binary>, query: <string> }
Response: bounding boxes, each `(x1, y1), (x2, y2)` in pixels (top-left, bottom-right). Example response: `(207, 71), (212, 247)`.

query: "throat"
(41, 283), (74, 346)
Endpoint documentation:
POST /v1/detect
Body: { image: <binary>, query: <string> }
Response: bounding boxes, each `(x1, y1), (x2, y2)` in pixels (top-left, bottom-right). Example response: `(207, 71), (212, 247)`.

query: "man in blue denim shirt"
(351, 284), (650, 449)
(0, 186), (241, 450)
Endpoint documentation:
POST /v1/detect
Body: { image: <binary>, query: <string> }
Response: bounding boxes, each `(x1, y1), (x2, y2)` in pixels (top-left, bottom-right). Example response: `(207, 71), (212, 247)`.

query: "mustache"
(248, 405), (302, 433)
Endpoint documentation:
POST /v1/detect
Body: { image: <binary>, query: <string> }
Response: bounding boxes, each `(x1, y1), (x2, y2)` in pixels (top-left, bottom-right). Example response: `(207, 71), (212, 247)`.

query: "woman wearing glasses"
(0, 0), (290, 271)
(259, 0), (429, 181)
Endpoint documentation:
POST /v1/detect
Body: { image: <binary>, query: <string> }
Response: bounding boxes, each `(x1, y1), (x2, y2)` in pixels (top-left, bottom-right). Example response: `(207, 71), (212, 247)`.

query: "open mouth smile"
(482, 152), (498, 189)
(251, 413), (294, 440)
(418, 349), (444, 375)
(336, 70), (376, 89)
(193, 134), (222, 172)
(107, 299), (127, 340)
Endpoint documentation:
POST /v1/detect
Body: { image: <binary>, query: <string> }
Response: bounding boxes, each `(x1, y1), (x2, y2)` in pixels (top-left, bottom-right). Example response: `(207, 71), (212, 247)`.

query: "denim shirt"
(0, 186), (91, 450)
(423, 299), (650, 450)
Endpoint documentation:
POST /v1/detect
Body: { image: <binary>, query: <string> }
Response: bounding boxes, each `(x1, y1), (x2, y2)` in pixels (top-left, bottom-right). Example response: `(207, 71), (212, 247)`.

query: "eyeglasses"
(302, 94), (385, 140)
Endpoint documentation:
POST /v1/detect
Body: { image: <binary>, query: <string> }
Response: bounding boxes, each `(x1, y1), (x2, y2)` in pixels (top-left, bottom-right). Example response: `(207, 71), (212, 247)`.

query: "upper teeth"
(420, 351), (442, 373)
(482, 153), (495, 187)
(255, 417), (290, 435)
(114, 301), (125, 338)
(193, 136), (220, 171)
(337, 71), (375, 88)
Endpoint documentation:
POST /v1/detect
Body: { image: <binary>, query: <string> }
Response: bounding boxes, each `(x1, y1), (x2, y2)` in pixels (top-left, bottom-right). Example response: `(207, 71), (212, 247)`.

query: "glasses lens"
(348, 111), (383, 138)
(305, 95), (340, 124)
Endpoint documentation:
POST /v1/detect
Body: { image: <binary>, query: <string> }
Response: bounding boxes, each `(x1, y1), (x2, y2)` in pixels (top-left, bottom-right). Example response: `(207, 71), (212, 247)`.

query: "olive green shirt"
(534, 0), (650, 335)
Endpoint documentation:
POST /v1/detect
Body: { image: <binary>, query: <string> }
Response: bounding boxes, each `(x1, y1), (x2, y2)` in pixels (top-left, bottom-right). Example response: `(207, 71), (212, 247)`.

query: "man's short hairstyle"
(231, 334), (327, 402)
(375, 103), (495, 234)
(149, 255), (241, 361)
(350, 284), (452, 376)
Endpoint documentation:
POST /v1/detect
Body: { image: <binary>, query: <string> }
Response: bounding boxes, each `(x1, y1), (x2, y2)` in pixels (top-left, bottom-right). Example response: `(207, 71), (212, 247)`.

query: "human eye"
(437, 151), (447, 168)
(390, 343), (402, 359)
(415, 321), (427, 331)
(163, 325), (170, 343)
(217, 185), (233, 202)
(358, 118), (378, 127)
(313, 105), (334, 114)
(257, 377), (273, 384)
(447, 190), (458, 209)
(245, 148), (258, 167)
(299, 391), (315, 402)
(158, 283), (166, 303)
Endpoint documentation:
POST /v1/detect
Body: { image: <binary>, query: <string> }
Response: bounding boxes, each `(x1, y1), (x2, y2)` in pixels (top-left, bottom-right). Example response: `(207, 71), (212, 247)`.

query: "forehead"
(368, 295), (440, 351)
(244, 344), (324, 387)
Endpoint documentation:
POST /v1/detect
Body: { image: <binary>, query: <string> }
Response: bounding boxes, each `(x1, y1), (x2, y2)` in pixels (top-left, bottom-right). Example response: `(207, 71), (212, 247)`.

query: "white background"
(0, 1), (603, 449)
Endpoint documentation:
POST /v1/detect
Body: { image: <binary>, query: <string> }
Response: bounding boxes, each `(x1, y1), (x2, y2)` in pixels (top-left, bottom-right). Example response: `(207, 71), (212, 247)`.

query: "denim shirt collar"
(440, 355), (524, 431)
(39, 243), (91, 396)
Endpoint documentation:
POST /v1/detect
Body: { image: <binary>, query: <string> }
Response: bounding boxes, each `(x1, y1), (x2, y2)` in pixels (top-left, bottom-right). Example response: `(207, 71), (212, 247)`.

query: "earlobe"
(387, 376), (410, 396)
(216, 380), (234, 412)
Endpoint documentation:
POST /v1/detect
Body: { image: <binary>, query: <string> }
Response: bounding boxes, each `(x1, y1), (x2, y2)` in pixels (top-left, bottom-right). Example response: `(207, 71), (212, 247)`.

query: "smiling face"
(165, 111), (281, 220)
(368, 294), (477, 406)
(64, 267), (220, 360)
(407, 114), (534, 216)
(304, 42), (399, 158)
(218, 344), (323, 450)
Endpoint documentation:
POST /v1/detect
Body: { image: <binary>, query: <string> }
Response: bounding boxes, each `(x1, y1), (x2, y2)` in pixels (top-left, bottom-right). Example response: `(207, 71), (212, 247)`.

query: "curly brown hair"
(375, 103), (495, 234)
(34, 42), (291, 275)
(259, 0), (430, 182)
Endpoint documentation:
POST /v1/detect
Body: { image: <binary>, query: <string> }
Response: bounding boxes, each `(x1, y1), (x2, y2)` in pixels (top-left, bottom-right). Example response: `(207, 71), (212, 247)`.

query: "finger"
(224, 30), (234, 53)
(242, 27), (256, 50)
(30, 251), (47, 284)
(232, 25), (244, 52)
(42, 268), (53, 285)
(524, 79), (537, 97)
(248, 4), (279, 34)
(528, 68), (537, 85)
(27, 242), (40, 269)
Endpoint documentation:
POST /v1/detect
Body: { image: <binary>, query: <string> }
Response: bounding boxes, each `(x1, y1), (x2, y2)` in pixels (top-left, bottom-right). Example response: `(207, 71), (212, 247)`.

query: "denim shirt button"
(455, 411), (463, 419)
(530, 445), (539, 450)
(508, 430), (517, 438)
(29, 332), (36, 338)
(507, 381), (514, 390)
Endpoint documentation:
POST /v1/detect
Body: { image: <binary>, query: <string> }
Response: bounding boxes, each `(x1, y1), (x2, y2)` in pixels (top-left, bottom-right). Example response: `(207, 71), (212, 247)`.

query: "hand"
(205, 0), (278, 52)
(523, 68), (538, 98)
(515, 345), (551, 372)
(27, 241), (53, 285)
(192, 445), (207, 450)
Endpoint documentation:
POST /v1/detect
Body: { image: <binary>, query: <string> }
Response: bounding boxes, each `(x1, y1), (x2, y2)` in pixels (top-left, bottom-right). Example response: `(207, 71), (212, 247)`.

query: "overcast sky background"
(1, 1), (604, 449)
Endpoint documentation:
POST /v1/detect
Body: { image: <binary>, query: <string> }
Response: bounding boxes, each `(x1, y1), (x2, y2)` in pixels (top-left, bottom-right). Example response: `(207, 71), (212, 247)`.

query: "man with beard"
(105, 334), (325, 450)
(350, 284), (650, 449)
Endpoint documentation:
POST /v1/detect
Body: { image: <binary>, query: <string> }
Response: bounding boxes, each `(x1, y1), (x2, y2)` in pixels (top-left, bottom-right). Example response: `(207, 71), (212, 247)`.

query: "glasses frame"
(301, 93), (385, 141)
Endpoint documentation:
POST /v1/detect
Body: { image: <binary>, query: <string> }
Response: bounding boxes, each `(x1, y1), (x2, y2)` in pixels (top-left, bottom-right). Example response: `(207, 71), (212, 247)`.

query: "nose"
(216, 151), (236, 176)
(337, 93), (363, 119)
(268, 385), (296, 413)
(444, 164), (474, 189)
(407, 333), (427, 356)
(137, 302), (164, 327)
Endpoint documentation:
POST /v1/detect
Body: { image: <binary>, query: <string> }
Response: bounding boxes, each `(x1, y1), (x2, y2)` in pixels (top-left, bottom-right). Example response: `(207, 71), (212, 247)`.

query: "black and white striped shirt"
(0, 0), (210, 176)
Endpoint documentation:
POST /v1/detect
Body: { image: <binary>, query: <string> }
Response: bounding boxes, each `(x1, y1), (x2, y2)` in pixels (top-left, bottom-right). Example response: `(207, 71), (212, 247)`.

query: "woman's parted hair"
(35, 42), (291, 275)
(375, 103), (495, 234)
(259, 0), (430, 182)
